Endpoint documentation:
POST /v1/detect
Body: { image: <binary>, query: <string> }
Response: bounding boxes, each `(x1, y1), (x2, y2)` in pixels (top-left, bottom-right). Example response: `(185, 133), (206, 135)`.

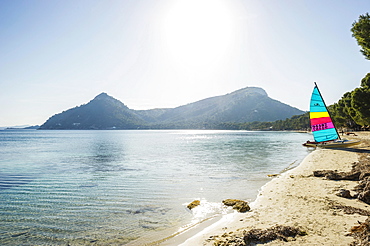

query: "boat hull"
(303, 140), (361, 148)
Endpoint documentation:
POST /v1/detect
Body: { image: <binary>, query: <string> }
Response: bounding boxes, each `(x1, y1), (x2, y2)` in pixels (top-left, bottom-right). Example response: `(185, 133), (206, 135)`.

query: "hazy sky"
(0, 0), (369, 126)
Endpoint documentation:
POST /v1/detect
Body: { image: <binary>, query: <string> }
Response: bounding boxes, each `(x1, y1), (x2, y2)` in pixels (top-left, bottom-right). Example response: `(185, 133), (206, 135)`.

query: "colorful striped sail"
(309, 84), (339, 142)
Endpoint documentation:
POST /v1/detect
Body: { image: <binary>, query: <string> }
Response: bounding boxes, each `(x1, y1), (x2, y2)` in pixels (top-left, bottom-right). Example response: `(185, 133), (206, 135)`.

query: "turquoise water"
(0, 130), (311, 245)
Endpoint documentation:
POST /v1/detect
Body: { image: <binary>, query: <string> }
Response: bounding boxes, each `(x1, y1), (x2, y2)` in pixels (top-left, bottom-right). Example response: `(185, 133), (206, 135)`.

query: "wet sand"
(168, 132), (370, 245)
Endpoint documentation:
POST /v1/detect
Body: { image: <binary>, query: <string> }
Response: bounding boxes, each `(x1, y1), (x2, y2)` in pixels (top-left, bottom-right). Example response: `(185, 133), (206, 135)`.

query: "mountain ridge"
(39, 87), (304, 130)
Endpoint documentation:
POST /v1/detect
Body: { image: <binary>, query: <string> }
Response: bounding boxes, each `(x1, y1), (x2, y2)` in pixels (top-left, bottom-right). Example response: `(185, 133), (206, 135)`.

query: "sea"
(0, 129), (312, 245)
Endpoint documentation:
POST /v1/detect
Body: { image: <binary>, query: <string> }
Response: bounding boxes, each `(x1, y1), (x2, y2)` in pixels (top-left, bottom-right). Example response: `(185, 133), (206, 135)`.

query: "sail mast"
(313, 82), (341, 140)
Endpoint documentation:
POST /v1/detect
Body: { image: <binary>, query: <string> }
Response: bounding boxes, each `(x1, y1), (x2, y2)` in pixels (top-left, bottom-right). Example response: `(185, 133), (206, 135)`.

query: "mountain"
(139, 87), (303, 125)
(39, 93), (145, 130)
(39, 87), (304, 130)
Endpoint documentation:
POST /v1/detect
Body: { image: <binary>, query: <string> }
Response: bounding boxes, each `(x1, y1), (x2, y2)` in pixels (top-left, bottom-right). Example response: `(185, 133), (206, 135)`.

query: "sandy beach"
(167, 132), (370, 246)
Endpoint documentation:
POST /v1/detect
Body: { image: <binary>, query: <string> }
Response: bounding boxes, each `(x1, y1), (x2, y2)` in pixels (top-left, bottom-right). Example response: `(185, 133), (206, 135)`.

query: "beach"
(169, 132), (370, 245)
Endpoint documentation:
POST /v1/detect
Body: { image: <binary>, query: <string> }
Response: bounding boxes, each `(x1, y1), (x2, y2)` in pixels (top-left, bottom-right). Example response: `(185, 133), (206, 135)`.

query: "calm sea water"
(0, 130), (311, 245)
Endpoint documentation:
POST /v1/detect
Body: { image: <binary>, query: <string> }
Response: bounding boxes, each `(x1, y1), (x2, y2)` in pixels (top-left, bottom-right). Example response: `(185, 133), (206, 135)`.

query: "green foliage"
(329, 72), (370, 128)
(351, 87), (370, 125)
(329, 93), (358, 128)
(326, 10), (370, 128)
(361, 73), (370, 87)
(207, 113), (310, 131)
(346, 73), (370, 127)
(351, 13), (370, 60)
(334, 14), (370, 126)
(352, 73), (370, 126)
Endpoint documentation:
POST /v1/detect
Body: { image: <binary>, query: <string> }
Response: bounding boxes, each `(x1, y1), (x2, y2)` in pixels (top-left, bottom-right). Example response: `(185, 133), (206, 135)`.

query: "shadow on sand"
(333, 146), (370, 154)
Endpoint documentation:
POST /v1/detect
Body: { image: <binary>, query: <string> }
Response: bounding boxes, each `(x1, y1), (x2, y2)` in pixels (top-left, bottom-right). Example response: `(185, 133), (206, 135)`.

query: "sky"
(0, 0), (369, 127)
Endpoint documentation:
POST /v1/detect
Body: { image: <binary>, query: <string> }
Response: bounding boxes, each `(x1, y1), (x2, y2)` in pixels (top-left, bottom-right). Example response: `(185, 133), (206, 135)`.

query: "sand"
(170, 132), (370, 246)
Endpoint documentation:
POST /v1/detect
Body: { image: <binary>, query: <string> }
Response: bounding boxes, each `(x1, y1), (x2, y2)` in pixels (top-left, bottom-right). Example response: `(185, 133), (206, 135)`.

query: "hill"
(39, 93), (144, 129)
(39, 87), (304, 130)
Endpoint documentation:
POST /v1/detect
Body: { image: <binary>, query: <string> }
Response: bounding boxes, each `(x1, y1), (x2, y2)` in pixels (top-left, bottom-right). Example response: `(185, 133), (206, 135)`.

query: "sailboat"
(303, 82), (361, 148)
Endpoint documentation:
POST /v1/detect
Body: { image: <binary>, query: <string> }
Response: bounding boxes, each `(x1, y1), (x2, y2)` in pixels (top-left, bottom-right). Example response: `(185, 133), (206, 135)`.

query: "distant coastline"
(2, 125), (40, 130)
(1, 124), (310, 132)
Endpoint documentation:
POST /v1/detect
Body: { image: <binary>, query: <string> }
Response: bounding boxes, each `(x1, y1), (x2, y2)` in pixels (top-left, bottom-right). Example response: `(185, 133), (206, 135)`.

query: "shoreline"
(156, 158), (306, 246)
(165, 132), (370, 245)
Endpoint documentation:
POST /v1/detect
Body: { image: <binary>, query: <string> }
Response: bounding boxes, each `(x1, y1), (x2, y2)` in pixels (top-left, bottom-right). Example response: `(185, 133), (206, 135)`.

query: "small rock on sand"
(187, 200), (201, 210)
(222, 199), (250, 213)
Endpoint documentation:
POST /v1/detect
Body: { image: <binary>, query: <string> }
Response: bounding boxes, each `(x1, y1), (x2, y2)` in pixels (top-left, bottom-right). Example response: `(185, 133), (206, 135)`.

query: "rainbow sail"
(309, 84), (339, 142)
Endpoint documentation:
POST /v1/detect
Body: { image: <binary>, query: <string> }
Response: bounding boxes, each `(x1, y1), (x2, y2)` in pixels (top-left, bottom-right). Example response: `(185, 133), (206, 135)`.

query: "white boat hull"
(304, 139), (361, 148)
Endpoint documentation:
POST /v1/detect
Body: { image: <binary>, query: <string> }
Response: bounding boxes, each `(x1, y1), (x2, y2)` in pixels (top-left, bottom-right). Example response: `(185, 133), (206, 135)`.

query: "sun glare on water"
(162, 0), (236, 70)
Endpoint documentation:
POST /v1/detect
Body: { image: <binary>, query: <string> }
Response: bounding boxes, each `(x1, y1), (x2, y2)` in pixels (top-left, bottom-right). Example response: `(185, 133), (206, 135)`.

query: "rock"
(358, 190), (370, 204)
(222, 199), (241, 206)
(222, 199), (250, 213)
(313, 170), (334, 177)
(359, 172), (370, 180)
(356, 178), (370, 204)
(233, 201), (250, 213)
(342, 171), (361, 181)
(336, 189), (352, 199)
(364, 181), (370, 191)
(187, 200), (200, 210)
